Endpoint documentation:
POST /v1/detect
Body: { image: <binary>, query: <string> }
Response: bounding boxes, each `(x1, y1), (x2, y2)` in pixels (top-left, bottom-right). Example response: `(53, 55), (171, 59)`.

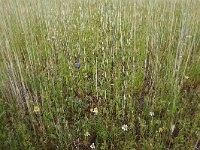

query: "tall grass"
(0, 0), (200, 149)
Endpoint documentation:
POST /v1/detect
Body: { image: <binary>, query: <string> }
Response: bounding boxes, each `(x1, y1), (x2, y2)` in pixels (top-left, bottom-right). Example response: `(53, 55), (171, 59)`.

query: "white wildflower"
(121, 124), (128, 131)
(149, 111), (154, 117)
(90, 143), (95, 149)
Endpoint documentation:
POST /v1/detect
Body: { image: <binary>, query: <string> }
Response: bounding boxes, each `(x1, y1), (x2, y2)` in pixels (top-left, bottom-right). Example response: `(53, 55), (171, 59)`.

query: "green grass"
(0, 0), (200, 149)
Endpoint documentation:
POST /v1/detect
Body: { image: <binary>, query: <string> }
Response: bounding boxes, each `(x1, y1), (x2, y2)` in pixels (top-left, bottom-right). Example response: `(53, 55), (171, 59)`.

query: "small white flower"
(84, 131), (90, 137)
(149, 111), (154, 117)
(90, 143), (95, 149)
(121, 124), (128, 131)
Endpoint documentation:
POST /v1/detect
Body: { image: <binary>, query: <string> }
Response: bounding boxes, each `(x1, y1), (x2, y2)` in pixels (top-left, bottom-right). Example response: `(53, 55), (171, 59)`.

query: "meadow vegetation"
(0, 0), (200, 149)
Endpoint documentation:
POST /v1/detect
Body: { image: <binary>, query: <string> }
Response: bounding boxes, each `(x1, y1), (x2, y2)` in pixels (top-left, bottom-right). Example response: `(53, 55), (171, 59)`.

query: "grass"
(0, 0), (200, 149)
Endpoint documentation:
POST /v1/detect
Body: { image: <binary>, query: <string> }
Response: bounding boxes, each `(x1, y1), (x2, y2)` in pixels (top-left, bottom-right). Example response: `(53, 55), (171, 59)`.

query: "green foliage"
(0, 0), (200, 149)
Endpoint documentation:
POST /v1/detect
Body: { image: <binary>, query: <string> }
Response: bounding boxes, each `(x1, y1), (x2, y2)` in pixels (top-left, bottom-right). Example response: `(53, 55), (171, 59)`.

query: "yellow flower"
(184, 76), (189, 79)
(90, 107), (98, 114)
(159, 127), (164, 133)
(34, 105), (40, 112)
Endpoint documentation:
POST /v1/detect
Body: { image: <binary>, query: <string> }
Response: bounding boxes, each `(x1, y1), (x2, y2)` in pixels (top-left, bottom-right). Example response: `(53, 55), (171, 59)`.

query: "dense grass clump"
(0, 0), (200, 149)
